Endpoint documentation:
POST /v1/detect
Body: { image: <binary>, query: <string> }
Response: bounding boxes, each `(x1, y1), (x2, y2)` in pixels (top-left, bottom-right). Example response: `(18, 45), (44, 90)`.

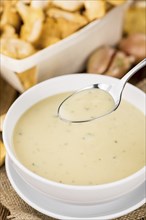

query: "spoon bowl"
(58, 59), (146, 123)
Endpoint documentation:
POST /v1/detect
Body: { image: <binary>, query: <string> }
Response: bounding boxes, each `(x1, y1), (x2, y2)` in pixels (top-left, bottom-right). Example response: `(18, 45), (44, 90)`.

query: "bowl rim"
(3, 74), (146, 190)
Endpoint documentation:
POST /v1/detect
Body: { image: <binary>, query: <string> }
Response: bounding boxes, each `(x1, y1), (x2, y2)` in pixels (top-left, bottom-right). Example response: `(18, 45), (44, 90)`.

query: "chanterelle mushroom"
(31, 0), (50, 10)
(47, 8), (88, 27)
(36, 18), (61, 49)
(106, 0), (126, 5)
(56, 18), (83, 38)
(0, 38), (36, 59)
(19, 0), (31, 4)
(17, 1), (44, 44)
(47, 8), (88, 38)
(0, 0), (21, 30)
(52, 0), (84, 12)
(84, 0), (106, 21)
(0, 24), (18, 39)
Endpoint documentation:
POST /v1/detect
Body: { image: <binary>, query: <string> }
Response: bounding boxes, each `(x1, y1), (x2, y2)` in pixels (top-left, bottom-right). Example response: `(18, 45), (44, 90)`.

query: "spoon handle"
(120, 58), (146, 88)
(110, 58), (146, 105)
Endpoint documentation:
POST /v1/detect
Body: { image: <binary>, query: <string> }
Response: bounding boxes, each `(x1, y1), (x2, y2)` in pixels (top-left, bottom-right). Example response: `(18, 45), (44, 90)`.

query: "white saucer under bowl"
(6, 155), (145, 220)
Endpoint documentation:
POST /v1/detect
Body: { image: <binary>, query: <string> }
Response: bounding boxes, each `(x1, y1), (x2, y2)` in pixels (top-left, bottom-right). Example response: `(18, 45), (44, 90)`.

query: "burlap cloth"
(0, 164), (146, 220)
(0, 77), (146, 220)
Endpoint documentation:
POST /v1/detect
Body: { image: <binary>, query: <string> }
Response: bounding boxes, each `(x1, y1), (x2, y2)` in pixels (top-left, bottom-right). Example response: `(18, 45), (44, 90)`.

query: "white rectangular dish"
(0, 2), (130, 92)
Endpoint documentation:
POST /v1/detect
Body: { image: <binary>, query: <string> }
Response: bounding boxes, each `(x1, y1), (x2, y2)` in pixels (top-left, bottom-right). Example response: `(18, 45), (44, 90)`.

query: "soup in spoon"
(58, 88), (115, 123)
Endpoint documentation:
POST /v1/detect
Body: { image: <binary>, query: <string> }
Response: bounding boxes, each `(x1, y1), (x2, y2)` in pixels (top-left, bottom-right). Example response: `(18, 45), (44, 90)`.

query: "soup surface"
(13, 92), (145, 185)
(59, 88), (115, 122)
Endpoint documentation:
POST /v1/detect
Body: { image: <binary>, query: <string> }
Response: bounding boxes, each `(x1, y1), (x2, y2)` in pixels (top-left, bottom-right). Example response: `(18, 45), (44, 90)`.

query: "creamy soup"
(13, 92), (145, 185)
(59, 88), (115, 122)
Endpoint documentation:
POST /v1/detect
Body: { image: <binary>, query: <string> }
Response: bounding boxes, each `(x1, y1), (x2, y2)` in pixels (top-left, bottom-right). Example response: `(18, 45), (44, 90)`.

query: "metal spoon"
(58, 58), (146, 123)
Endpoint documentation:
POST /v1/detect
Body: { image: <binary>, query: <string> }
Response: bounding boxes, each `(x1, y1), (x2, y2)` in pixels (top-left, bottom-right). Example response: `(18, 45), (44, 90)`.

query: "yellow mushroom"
(47, 8), (88, 27)
(0, 38), (36, 59)
(0, 24), (18, 39)
(52, 0), (84, 12)
(0, 140), (6, 167)
(20, 0), (31, 4)
(31, 0), (50, 9)
(106, 0), (126, 6)
(0, 0), (4, 17)
(56, 17), (83, 38)
(17, 1), (45, 44)
(84, 0), (106, 21)
(36, 18), (61, 49)
(0, 0), (21, 30)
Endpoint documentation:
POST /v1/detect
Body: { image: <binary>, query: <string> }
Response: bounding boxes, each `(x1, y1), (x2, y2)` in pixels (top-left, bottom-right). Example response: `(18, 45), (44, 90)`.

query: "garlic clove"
(119, 33), (146, 62)
(87, 46), (115, 74)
